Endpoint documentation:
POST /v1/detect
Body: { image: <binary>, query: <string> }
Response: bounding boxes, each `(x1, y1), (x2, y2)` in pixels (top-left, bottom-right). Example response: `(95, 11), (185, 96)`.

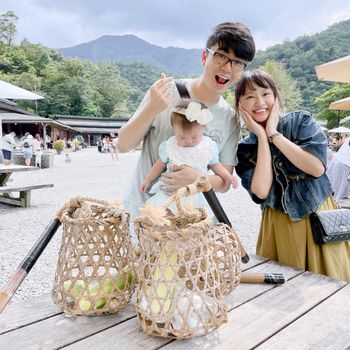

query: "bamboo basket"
(134, 180), (231, 338)
(51, 197), (135, 316)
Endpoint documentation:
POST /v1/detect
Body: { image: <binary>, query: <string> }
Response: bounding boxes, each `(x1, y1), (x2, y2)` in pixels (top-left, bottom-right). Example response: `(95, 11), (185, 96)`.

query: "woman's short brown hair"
(235, 70), (283, 111)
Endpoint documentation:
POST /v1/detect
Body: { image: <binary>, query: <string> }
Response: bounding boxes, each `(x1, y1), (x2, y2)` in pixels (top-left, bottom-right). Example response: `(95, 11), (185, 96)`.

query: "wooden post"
(42, 123), (47, 150)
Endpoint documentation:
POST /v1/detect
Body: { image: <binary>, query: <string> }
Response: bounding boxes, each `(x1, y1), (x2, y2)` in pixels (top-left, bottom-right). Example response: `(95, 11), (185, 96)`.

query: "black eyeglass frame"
(206, 48), (247, 70)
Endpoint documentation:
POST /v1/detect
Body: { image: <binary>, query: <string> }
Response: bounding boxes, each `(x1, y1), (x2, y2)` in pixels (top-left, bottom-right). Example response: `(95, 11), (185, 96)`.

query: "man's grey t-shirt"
(123, 79), (241, 218)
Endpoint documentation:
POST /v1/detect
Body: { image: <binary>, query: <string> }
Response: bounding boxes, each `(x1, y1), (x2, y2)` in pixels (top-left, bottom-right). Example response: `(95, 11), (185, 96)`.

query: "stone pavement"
(0, 147), (261, 304)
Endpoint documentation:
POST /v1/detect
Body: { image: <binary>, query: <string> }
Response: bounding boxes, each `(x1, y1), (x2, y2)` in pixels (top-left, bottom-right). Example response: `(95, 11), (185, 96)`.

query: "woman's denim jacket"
(236, 111), (333, 221)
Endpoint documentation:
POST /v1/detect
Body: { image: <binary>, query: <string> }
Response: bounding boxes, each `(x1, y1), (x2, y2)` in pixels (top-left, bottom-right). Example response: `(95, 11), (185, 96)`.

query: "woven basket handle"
(58, 196), (117, 223)
(161, 176), (211, 215)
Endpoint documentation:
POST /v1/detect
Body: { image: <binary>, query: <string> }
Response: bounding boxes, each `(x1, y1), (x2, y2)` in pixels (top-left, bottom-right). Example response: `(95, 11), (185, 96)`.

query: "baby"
(141, 102), (237, 210)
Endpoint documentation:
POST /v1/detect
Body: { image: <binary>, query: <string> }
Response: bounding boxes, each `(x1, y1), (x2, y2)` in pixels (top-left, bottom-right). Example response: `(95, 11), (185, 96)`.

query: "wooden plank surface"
(0, 295), (61, 334)
(57, 261), (302, 350)
(0, 304), (136, 349)
(162, 272), (347, 350)
(64, 317), (172, 350)
(1, 255), (348, 350)
(257, 284), (350, 350)
(0, 255), (268, 349)
(224, 260), (303, 311)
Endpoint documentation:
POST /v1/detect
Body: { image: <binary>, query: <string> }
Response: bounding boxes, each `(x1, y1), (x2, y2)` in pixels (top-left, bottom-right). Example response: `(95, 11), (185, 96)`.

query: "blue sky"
(1, 0), (350, 50)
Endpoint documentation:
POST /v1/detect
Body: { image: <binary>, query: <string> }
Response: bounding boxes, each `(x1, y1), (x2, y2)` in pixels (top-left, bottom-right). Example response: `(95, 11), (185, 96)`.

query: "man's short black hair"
(206, 22), (255, 62)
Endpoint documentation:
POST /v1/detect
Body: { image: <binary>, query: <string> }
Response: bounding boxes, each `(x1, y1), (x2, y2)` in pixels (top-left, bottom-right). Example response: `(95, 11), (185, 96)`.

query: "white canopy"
(339, 115), (350, 124)
(0, 80), (44, 100)
(327, 126), (350, 134)
(315, 55), (350, 83)
(329, 96), (350, 111)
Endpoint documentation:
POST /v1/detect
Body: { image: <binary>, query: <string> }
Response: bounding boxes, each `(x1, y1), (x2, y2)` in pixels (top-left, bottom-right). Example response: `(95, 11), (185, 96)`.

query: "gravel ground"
(0, 148), (261, 305)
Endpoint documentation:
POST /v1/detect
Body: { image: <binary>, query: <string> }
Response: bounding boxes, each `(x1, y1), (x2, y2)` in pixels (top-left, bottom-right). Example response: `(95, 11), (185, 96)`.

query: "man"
(1, 131), (17, 165)
(118, 22), (256, 219)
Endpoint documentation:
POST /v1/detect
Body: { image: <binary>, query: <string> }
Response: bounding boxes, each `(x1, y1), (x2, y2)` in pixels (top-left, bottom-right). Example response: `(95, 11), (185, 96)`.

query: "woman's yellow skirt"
(257, 196), (350, 282)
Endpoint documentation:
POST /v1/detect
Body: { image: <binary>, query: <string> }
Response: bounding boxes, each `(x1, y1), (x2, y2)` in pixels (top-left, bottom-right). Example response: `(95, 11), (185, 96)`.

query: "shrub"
(53, 139), (65, 151)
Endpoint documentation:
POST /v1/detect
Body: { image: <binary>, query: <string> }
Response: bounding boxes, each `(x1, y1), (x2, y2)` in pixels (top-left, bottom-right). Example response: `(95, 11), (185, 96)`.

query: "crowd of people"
(1, 131), (44, 167)
(0, 132), (87, 166)
(96, 134), (119, 163)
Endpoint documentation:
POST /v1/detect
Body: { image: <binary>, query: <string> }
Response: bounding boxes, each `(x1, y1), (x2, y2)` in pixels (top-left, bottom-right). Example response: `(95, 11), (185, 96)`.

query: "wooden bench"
(0, 183), (54, 207)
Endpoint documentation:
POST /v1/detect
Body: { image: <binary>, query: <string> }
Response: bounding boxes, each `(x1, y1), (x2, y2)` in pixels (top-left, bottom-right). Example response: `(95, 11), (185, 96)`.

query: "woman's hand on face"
(266, 100), (280, 136)
(147, 73), (174, 115)
(239, 105), (266, 138)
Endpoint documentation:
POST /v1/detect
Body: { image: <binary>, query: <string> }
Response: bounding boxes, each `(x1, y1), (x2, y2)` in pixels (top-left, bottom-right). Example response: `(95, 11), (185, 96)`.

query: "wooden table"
(0, 164), (54, 207)
(0, 164), (38, 186)
(1, 255), (349, 349)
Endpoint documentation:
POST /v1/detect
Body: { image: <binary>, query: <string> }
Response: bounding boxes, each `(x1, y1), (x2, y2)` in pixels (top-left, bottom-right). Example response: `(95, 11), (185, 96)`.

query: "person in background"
(235, 69), (350, 282)
(1, 131), (18, 165)
(21, 132), (34, 166)
(66, 138), (72, 150)
(110, 133), (119, 164)
(103, 135), (112, 155)
(45, 134), (52, 149)
(326, 137), (350, 201)
(33, 134), (43, 168)
(72, 137), (80, 152)
(96, 136), (103, 153)
(65, 151), (71, 163)
(118, 21), (255, 219)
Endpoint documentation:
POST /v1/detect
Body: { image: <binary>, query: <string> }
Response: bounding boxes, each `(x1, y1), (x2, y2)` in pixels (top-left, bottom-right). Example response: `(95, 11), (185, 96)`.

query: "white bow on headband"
(185, 101), (213, 125)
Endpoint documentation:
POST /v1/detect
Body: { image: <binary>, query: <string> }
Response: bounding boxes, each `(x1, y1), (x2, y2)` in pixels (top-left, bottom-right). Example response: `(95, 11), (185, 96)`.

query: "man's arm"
(160, 164), (233, 195)
(118, 76), (173, 152)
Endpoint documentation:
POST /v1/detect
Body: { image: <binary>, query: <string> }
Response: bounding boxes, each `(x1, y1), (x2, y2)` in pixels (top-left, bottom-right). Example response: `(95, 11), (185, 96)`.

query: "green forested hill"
(60, 34), (202, 77)
(59, 20), (350, 113)
(251, 20), (350, 113)
(1, 10), (349, 118)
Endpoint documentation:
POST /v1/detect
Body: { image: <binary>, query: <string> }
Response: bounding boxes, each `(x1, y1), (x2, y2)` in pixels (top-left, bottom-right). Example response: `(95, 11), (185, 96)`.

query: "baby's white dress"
(147, 136), (219, 214)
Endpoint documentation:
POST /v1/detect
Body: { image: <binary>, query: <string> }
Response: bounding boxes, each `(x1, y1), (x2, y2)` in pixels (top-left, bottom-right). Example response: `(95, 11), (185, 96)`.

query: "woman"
(33, 134), (43, 168)
(21, 133), (34, 166)
(235, 70), (350, 282)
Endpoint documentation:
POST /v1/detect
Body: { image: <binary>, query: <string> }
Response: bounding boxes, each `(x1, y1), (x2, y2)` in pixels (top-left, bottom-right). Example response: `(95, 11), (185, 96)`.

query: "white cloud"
(0, 0), (349, 50)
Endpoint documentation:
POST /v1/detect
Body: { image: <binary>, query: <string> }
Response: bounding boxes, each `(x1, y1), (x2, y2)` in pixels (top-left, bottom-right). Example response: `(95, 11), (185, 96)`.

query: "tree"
(116, 61), (161, 113)
(88, 62), (133, 117)
(259, 60), (302, 113)
(223, 89), (234, 107)
(314, 83), (350, 128)
(0, 11), (18, 46)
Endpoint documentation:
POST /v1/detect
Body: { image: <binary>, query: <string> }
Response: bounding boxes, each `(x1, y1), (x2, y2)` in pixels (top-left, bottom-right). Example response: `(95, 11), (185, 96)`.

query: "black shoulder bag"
(309, 208), (350, 244)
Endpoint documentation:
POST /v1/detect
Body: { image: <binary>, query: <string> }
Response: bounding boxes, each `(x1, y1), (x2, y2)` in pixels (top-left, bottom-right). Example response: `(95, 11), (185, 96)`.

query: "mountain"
(60, 34), (202, 76)
(59, 20), (350, 113)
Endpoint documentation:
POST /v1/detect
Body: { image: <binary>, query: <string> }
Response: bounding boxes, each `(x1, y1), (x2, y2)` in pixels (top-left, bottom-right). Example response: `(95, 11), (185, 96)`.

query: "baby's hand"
(222, 173), (238, 189)
(231, 175), (239, 189)
(140, 181), (149, 193)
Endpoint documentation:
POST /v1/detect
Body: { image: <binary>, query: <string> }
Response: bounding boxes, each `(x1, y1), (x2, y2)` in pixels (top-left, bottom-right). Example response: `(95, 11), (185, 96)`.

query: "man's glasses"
(206, 48), (247, 71)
